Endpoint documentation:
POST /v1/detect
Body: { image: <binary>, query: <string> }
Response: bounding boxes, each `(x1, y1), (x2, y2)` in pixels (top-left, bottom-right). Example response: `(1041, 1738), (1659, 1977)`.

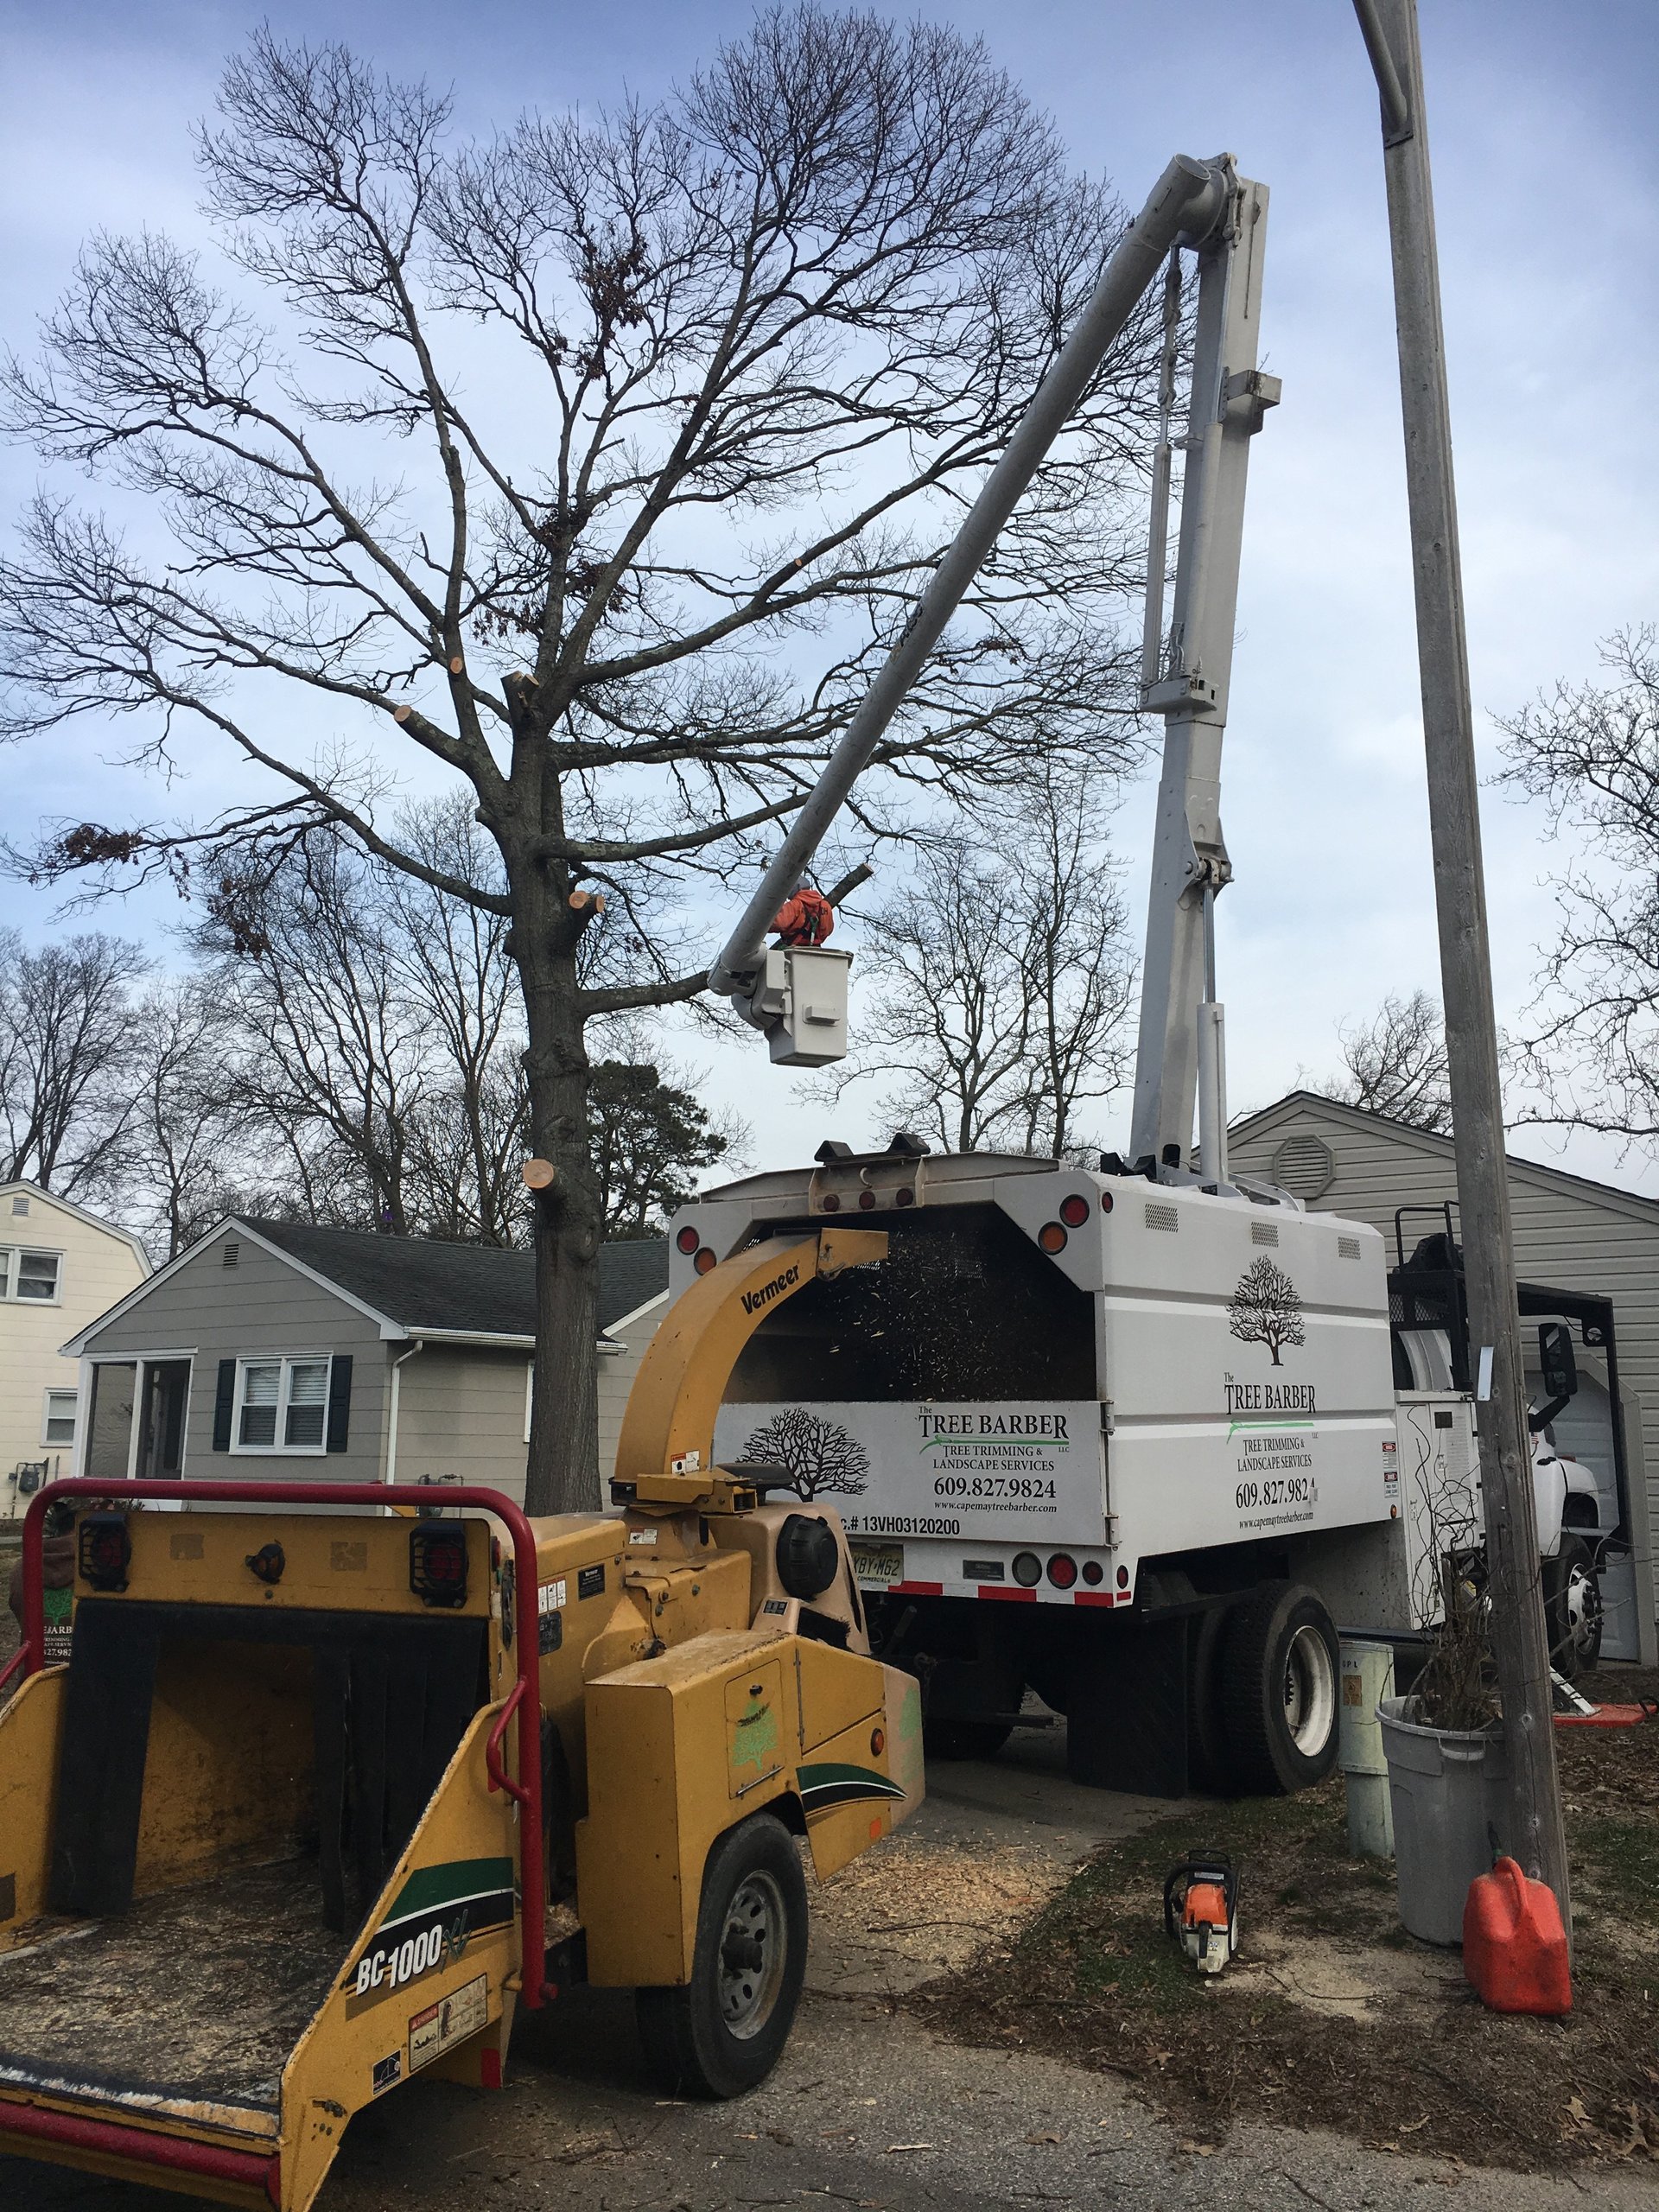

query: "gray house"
(1231, 1091), (1659, 1664)
(61, 1217), (669, 1507)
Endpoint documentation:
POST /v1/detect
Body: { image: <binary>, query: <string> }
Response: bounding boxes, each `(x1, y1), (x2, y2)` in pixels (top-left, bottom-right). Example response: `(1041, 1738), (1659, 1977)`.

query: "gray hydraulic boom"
(708, 150), (1277, 1181)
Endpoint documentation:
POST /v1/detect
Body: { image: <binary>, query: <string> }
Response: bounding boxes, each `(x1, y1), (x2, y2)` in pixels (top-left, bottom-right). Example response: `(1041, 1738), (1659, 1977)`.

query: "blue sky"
(4, 1), (1658, 1184)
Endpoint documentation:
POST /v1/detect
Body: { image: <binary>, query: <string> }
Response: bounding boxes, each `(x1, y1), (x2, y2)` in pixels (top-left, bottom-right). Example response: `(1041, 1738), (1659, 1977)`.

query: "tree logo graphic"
(739, 1407), (871, 1500)
(1227, 1257), (1306, 1366)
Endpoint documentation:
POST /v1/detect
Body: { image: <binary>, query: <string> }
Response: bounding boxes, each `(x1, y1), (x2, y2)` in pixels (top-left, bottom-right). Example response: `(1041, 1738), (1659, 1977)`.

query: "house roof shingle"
(243, 1218), (668, 1340)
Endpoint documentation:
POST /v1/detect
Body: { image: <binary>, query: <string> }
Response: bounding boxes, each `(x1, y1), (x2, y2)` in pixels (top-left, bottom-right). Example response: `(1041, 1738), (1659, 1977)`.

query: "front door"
(137, 1361), (192, 1482)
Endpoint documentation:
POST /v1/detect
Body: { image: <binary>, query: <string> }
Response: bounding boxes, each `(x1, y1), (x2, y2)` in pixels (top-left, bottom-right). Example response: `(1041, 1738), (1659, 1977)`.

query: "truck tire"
(1186, 1603), (1234, 1796)
(1219, 1582), (1339, 1795)
(923, 1719), (1013, 1761)
(1542, 1535), (1602, 1681)
(635, 1813), (807, 2100)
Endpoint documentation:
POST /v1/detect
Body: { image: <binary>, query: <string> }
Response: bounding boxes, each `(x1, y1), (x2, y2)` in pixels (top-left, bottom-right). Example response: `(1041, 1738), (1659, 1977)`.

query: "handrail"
(20, 1477), (550, 2010)
(486, 1677), (531, 1805)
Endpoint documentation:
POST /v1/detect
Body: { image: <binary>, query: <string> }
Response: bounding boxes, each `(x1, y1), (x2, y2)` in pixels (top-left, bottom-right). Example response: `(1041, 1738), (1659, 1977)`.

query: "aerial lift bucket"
(0, 1478), (550, 2212)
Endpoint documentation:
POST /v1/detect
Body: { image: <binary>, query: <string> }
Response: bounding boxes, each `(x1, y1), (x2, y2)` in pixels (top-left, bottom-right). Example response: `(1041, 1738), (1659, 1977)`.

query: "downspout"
(385, 1341), (424, 1509)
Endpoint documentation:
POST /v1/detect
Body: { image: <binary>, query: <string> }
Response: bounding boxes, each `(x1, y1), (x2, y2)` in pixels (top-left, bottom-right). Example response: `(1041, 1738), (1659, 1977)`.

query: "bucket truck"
(678, 152), (1606, 1795)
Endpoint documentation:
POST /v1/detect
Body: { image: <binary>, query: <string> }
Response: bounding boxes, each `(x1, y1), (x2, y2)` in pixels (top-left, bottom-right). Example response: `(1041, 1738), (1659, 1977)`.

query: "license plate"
(850, 1542), (904, 1588)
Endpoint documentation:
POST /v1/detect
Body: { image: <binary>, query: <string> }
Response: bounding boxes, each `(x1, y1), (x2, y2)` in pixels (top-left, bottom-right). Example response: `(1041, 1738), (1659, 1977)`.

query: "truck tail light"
(1081, 1559), (1104, 1586)
(1037, 1222), (1067, 1254)
(78, 1512), (131, 1592)
(1012, 1551), (1041, 1587)
(1046, 1553), (1077, 1589)
(676, 1225), (700, 1254)
(694, 1247), (717, 1274)
(410, 1522), (469, 1607)
(1059, 1194), (1090, 1228)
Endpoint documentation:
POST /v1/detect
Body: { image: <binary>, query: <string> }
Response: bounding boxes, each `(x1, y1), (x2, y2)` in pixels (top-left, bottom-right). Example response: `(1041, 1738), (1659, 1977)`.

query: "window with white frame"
(41, 1387), (78, 1447)
(233, 1357), (333, 1452)
(0, 1247), (62, 1302)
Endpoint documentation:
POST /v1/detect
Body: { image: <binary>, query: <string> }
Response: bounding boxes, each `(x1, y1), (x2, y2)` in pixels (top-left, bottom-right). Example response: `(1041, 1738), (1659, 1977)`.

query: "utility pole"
(1353, 0), (1572, 1932)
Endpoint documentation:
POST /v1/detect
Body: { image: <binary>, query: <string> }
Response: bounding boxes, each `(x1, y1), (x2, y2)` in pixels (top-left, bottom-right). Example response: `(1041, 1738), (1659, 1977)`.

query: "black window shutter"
(326, 1355), (353, 1453)
(212, 1360), (236, 1452)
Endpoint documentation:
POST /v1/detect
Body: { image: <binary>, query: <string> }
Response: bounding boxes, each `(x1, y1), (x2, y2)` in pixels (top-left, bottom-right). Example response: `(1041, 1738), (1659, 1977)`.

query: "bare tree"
(124, 976), (252, 1257)
(739, 1407), (870, 1500)
(1311, 988), (1452, 1133)
(0, 17), (1162, 1508)
(1496, 626), (1659, 1147)
(818, 772), (1134, 1156)
(0, 930), (149, 1198)
(1227, 1255), (1306, 1367)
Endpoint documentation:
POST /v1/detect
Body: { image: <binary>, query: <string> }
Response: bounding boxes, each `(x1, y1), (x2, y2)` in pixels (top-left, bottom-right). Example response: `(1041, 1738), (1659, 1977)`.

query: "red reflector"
(1074, 1591), (1115, 1607)
(1116, 1564), (1130, 1590)
(978, 1585), (1038, 1601)
(1081, 1558), (1104, 1586)
(1100, 1190), (1114, 1214)
(895, 1185), (915, 1207)
(890, 1580), (944, 1596)
(676, 1225), (700, 1254)
(694, 1247), (717, 1274)
(1046, 1553), (1077, 1589)
(1037, 1222), (1067, 1254)
(410, 1522), (469, 1607)
(1058, 1194), (1090, 1229)
(858, 1188), (877, 1210)
(79, 1513), (131, 1592)
(821, 1191), (842, 1211)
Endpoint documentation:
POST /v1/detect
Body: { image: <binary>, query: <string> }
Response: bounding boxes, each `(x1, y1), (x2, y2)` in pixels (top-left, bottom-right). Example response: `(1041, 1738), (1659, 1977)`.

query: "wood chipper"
(0, 1224), (919, 2212)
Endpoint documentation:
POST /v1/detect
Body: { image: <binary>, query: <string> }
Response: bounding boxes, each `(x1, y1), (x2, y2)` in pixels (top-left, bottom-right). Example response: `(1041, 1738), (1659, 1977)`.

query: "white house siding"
(74, 1227), (388, 1486)
(597, 1293), (670, 1491)
(1230, 1096), (1659, 1658)
(391, 1345), (535, 1504)
(1, 1185), (148, 1516)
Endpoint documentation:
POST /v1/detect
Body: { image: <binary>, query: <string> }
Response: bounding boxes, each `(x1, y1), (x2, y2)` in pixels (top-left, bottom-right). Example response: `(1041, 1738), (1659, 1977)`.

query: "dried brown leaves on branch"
(0, 10), (1165, 1505)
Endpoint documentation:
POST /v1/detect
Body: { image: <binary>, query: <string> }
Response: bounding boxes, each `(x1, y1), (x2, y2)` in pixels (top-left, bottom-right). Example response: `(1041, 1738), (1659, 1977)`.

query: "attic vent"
(1250, 1221), (1280, 1247)
(1270, 1131), (1336, 1202)
(10, 1195), (27, 1217)
(1338, 1235), (1363, 1260)
(222, 1242), (240, 1268)
(1144, 1202), (1179, 1233)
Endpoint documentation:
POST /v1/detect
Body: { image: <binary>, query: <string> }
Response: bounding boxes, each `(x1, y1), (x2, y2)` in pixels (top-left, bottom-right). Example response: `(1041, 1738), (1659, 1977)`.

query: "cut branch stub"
(568, 889), (606, 914)
(521, 1157), (558, 1191)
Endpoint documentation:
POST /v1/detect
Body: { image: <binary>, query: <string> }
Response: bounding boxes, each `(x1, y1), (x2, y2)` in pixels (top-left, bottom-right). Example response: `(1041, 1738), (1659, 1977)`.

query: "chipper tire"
(636, 1812), (808, 2100)
(1219, 1581), (1340, 1795)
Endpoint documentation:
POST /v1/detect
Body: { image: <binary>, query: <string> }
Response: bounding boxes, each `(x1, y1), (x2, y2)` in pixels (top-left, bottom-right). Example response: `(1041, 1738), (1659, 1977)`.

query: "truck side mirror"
(1538, 1321), (1578, 1405)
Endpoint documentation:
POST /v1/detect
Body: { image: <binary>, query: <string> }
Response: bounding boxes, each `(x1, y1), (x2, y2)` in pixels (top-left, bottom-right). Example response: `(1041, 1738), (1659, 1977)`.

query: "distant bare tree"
(818, 772), (1134, 1156)
(0, 16), (1163, 1509)
(1496, 626), (1659, 1148)
(740, 1407), (870, 1501)
(0, 930), (149, 1198)
(125, 976), (251, 1256)
(1312, 988), (1452, 1134)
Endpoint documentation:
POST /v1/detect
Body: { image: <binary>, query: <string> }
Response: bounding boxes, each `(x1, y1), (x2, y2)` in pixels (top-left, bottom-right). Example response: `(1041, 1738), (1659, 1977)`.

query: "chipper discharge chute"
(0, 1224), (920, 2212)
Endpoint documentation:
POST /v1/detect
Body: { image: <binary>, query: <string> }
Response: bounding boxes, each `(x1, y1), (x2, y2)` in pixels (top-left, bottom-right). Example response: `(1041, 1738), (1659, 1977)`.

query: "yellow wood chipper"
(0, 1224), (920, 2211)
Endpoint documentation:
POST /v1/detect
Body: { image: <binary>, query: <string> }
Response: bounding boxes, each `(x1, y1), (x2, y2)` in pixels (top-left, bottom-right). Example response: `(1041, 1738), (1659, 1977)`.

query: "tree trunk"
(515, 874), (601, 1517)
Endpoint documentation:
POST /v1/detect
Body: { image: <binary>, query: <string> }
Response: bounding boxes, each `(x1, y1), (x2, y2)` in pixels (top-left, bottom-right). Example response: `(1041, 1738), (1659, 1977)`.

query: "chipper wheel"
(636, 1812), (808, 2099)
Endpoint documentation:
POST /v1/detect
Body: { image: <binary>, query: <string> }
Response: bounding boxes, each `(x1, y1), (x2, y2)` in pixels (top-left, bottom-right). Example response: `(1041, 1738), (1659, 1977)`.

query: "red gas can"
(1462, 1858), (1572, 2017)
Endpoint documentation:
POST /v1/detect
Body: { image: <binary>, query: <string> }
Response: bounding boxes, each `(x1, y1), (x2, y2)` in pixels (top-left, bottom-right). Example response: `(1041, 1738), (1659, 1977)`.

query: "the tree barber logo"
(741, 1262), (800, 1315)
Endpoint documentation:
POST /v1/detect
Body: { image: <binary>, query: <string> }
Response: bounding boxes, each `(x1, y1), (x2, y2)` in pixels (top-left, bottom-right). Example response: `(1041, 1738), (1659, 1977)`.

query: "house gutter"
(385, 1340), (424, 1496)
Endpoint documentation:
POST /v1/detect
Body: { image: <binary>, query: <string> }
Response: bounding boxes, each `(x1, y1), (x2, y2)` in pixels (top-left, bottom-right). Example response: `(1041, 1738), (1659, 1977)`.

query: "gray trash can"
(1376, 1694), (1508, 1945)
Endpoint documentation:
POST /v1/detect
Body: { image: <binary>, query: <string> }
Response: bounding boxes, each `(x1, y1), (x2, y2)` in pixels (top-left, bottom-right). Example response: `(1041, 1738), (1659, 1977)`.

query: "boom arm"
(707, 151), (1239, 1017)
(1128, 178), (1277, 1177)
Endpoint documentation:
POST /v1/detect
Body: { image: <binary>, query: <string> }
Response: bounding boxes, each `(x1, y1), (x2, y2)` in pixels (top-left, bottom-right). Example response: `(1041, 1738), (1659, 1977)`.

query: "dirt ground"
(913, 1668), (1659, 2175)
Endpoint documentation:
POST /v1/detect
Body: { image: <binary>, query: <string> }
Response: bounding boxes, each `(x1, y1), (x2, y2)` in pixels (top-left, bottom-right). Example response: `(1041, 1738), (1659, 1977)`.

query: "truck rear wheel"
(1542, 1534), (1602, 1680)
(635, 1813), (807, 2100)
(1220, 1582), (1339, 1795)
(923, 1719), (1013, 1761)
